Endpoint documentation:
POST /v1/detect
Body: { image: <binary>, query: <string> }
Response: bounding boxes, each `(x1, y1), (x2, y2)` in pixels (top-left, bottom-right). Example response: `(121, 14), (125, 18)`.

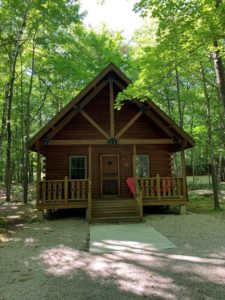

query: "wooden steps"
(91, 198), (141, 223)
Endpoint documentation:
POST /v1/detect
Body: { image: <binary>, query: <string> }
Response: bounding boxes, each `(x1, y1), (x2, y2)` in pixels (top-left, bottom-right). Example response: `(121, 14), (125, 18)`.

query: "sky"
(79, 0), (144, 40)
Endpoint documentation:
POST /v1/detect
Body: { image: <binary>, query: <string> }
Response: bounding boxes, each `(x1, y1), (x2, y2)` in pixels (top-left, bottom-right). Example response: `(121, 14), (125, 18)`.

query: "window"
(136, 155), (149, 177)
(70, 156), (86, 179)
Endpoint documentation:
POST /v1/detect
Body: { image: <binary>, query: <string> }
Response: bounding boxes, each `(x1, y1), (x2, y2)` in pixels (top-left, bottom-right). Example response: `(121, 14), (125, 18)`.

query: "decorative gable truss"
(29, 63), (194, 151)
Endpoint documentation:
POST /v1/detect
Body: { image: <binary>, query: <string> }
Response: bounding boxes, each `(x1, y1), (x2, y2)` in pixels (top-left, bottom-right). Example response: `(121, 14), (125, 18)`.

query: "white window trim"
(136, 155), (149, 178)
(69, 156), (87, 179)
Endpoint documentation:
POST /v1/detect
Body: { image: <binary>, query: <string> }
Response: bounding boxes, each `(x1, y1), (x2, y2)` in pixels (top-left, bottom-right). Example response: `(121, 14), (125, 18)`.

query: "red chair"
(126, 177), (135, 196)
(161, 177), (173, 193)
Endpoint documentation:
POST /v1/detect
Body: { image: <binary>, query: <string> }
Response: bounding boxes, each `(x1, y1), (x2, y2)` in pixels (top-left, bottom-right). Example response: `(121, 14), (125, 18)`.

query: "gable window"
(70, 156), (87, 179)
(136, 155), (149, 177)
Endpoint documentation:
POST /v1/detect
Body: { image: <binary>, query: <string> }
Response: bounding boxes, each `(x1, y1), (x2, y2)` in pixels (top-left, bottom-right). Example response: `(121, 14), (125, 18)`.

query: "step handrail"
(135, 179), (143, 219)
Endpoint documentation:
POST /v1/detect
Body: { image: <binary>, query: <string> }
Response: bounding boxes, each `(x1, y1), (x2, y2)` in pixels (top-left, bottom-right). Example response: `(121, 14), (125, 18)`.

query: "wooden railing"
(137, 174), (184, 200)
(37, 177), (90, 204)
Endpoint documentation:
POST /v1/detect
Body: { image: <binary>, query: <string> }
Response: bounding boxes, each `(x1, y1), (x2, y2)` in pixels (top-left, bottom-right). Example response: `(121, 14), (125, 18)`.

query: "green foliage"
(0, 0), (224, 202)
(188, 192), (225, 214)
(117, 0), (225, 176)
(0, 0), (130, 190)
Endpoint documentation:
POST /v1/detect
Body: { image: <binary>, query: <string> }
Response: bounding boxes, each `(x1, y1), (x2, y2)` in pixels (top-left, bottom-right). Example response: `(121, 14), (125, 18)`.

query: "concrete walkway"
(90, 223), (176, 254)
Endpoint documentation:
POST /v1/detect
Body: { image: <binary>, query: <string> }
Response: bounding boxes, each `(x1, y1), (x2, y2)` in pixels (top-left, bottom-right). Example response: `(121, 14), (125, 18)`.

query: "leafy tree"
(134, 0), (225, 112)
(0, 1), (129, 202)
(116, 0), (225, 208)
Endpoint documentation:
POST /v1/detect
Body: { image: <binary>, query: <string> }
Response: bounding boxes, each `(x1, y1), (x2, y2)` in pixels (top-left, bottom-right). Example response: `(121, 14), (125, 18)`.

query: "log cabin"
(29, 63), (194, 222)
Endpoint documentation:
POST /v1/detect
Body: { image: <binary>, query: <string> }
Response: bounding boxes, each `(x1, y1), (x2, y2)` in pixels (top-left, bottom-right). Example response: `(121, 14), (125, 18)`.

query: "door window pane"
(136, 155), (149, 177)
(70, 156), (86, 179)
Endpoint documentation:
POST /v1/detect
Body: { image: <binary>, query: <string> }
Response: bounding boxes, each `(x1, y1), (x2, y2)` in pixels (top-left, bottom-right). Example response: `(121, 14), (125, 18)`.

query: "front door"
(101, 155), (120, 196)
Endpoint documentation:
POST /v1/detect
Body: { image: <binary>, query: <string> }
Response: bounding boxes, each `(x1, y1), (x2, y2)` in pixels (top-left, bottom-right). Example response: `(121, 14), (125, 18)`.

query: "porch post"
(64, 176), (68, 203)
(156, 174), (161, 200)
(133, 144), (137, 195)
(88, 145), (92, 221)
(36, 146), (41, 205)
(181, 149), (187, 200)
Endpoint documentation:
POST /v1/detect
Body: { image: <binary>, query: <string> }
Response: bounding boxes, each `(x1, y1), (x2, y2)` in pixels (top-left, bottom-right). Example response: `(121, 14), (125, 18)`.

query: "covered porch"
(36, 175), (187, 221)
(36, 144), (187, 221)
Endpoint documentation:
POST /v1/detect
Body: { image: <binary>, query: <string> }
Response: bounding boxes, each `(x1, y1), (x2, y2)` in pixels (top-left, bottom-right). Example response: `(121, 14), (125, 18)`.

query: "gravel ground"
(0, 205), (225, 300)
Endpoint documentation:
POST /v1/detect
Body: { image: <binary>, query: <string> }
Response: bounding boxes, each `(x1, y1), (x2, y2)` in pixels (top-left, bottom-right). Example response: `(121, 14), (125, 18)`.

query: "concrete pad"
(90, 223), (176, 254)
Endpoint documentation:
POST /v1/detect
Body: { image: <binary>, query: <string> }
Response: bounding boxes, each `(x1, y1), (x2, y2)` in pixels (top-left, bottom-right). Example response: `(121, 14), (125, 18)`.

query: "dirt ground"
(0, 203), (225, 300)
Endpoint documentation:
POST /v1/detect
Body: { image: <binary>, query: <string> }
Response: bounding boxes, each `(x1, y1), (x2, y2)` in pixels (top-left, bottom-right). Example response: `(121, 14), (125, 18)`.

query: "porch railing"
(37, 177), (91, 204)
(137, 174), (184, 200)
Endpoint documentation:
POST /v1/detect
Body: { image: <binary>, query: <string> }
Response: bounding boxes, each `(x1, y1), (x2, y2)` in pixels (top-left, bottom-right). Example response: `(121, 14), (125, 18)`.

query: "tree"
(115, 0), (225, 208)
(0, 1), (129, 203)
(0, 0), (82, 201)
(134, 0), (225, 112)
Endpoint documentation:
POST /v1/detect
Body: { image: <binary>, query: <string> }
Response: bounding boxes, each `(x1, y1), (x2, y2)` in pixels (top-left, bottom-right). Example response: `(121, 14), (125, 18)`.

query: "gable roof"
(29, 63), (130, 150)
(29, 63), (194, 150)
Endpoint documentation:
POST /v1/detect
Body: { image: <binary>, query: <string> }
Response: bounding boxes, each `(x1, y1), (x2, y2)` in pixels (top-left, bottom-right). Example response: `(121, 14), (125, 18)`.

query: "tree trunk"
(200, 62), (220, 209)
(5, 10), (28, 202)
(212, 0), (225, 112)
(212, 41), (225, 113)
(20, 48), (25, 185)
(29, 155), (34, 182)
(23, 39), (36, 204)
(175, 65), (183, 128)
(0, 83), (10, 182)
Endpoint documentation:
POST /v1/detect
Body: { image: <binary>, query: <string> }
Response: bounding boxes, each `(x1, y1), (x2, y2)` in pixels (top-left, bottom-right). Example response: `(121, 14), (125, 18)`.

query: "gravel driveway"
(0, 205), (225, 300)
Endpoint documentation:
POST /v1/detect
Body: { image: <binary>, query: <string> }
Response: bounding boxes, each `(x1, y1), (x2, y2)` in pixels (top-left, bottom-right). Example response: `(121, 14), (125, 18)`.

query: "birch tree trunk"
(212, 0), (225, 112)
(0, 83), (9, 181)
(23, 38), (36, 204)
(175, 65), (183, 128)
(212, 41), (225, 113)
(200, 62), (220, 209)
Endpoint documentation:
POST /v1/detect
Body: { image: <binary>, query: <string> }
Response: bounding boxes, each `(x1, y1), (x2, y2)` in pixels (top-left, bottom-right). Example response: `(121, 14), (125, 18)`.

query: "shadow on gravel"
(30, 242), (225, 300)
(1, 203), (225, 300)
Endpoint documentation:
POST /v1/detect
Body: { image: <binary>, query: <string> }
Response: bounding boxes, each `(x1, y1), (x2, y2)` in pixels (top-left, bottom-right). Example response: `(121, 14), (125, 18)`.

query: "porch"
(36, 174), (187, 221)
(137, 175), (187, 206)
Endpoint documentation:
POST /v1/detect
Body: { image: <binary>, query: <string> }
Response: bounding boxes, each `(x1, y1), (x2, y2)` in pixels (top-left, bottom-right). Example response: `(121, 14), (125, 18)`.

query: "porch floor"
(37, 200), (88, 210)
(143, 197), (187, 206)
(37, 196), (187, 210)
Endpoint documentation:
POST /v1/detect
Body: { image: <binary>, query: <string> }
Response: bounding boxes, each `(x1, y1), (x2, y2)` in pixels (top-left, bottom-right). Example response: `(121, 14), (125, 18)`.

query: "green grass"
(187, 176), (225, 192)
(188, 192), (225, 214)
(187, 175), (212, 185)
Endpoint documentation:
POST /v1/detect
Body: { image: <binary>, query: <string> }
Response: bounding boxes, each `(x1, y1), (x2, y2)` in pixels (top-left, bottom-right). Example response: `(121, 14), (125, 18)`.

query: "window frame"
(136, 155), (150, 178)
(69, 155), (87, 180)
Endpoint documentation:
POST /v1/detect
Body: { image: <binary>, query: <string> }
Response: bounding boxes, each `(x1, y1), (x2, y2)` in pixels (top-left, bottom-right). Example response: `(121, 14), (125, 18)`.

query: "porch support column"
(133, 145), (137, 195)
(181, 149), (188, 201)
(36, 143), (41, 206)
(88, 145), (92, 221)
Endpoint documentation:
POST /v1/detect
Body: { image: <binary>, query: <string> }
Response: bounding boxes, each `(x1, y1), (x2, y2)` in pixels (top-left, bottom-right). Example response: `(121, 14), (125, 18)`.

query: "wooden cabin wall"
(136, 145), (172, 177)
(53, 84), (169, 141)
(114, 102), (168, 139)
(54, 86), (110, 140)
(53, 113), (103, 140)
(85, 85), (110, 133)
(45, 146), (89, 180)
(44, 144), (172, 198)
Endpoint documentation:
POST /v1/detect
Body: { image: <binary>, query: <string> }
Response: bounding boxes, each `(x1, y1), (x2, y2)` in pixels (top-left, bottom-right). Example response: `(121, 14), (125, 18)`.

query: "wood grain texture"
(45, 145), (172, 198)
